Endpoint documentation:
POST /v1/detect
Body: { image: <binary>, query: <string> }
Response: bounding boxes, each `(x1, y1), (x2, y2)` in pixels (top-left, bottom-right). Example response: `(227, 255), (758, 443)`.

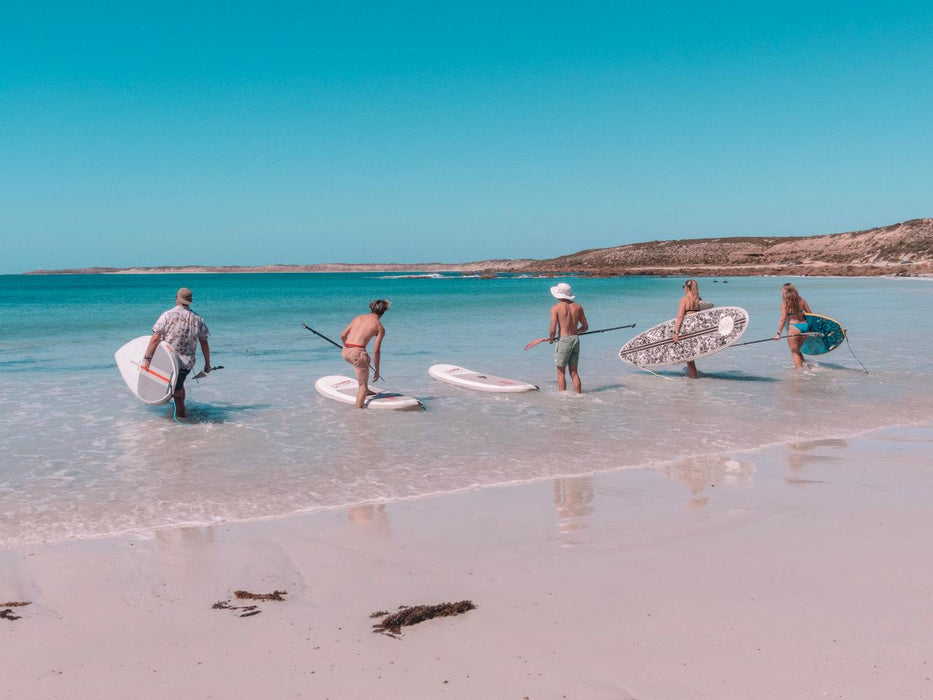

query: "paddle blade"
(192, 365), (224, 380)
(523, 337), (551, 351)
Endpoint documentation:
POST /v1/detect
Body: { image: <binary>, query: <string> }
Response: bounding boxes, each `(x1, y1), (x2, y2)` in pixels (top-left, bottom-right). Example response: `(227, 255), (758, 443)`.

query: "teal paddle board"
(801, 314), (846, 355)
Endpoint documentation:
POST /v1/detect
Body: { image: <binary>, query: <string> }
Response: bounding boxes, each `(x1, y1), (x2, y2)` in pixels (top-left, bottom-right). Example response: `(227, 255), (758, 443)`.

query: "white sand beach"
(4, 424), (932, 699)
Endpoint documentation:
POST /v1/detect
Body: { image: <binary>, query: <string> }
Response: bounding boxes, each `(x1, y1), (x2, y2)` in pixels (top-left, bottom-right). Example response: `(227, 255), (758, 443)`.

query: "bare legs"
(355, 382), (368, 408)
(787, 330), (806, 368)
(173, 387), (186, 418)
(556, 365), (582, 393)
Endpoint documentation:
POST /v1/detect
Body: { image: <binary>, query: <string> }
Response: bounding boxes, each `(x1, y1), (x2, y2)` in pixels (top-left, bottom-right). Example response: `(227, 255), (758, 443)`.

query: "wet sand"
(3, 424), (932, 699)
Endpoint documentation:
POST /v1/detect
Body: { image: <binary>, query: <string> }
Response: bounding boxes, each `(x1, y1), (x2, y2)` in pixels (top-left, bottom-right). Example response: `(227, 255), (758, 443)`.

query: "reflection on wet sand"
(553, 476), (594, 544)
(348, 503), (391, 537)
(786, 438), (849, 473)
(663, 455), (755, 508)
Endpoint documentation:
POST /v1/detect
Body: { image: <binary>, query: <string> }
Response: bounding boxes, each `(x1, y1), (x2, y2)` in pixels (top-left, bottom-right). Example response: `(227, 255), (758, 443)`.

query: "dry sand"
(3, 425), (932, 699)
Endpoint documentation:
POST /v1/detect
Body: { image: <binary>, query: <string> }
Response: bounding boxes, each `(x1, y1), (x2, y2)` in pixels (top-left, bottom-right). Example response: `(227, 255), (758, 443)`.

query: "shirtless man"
(340, 299), (390, 408)
(548, 283), (589, 393)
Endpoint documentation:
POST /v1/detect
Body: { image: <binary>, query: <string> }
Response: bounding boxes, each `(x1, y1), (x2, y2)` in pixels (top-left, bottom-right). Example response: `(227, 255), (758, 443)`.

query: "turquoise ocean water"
(1, 273), (931, 547)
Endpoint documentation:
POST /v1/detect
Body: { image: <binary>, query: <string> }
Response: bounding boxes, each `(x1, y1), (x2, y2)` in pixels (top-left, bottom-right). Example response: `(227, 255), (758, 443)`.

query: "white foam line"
(5, 416), (932, 550)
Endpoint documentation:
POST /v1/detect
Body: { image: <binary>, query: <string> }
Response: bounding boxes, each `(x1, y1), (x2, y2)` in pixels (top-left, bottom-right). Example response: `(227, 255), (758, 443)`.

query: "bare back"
(341, 313), (384, 349)
(550, 301), (588, 338)
(782, 297), (812, 323)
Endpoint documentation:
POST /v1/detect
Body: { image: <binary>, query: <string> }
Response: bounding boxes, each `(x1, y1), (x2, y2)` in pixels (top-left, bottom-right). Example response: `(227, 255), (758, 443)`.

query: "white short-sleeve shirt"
(153, 305), (209, 370)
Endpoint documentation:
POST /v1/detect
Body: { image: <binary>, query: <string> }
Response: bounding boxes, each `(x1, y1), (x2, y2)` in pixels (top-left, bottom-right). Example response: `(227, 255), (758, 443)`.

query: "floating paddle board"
(800, 313), (846, 355)
(114, 335), (179, 404)
(314, 375), (424, 410)
(428, 364), (539, 393)
(619, 306), (750, 367)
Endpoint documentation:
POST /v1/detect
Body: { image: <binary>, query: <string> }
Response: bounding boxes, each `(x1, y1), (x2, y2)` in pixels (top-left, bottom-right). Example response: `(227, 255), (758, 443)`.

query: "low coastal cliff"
(26, 218), (932, 277)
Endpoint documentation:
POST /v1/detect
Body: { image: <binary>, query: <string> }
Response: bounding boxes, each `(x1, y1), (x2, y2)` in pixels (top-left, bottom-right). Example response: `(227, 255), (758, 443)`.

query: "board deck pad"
(800, 313), (846, 355)
(428, 364), (538, 392)
(619, 306), (750, 367)
(115, 336), (179, 404)
(314, 375), (424, 410)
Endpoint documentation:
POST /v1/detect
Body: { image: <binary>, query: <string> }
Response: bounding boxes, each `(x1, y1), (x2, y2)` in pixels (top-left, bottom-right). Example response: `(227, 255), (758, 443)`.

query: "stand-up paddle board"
(115, 336), (179, 404)
(800, 313), (846, 355)
(619, 306), (750, 367)
(428, 364), (539, 392)
(314, 376), (424, 410)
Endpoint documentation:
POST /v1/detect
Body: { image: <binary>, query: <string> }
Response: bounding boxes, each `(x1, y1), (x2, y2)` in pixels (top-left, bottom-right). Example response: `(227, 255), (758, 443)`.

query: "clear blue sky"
(2, 1), (931, 273)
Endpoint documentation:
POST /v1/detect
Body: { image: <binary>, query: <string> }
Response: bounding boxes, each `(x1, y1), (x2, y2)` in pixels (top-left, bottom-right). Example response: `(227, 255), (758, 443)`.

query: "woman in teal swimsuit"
(774, 283), (812, 368)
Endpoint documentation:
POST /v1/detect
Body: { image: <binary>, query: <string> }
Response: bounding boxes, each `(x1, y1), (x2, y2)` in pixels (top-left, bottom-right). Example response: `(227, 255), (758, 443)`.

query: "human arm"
(141, 333), (161, 369)
(340, 322), (352, 345)
(371, 325), (385, 381)
(774, 302), (788, 339)
(548, 306), (559, 343)
(672, 298), (687, 342)
(576, 306), (589, 334)
(200, 338), (211, 373)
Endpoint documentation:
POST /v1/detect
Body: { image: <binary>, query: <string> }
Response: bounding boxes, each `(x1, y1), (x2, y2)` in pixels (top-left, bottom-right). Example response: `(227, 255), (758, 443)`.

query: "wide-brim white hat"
(550, 283), (575, 301)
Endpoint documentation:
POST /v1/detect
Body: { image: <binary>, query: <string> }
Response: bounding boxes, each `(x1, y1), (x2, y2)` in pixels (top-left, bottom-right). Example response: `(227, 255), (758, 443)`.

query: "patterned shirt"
(153, 305), (209, 370)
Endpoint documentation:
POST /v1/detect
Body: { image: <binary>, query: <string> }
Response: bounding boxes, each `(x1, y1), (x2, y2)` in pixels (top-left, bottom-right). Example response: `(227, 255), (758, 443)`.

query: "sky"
(1, 1), (932, 273)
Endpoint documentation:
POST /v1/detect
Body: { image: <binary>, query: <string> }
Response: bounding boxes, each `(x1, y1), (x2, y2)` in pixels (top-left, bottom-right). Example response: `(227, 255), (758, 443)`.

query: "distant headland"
(25, 218), (932, 277)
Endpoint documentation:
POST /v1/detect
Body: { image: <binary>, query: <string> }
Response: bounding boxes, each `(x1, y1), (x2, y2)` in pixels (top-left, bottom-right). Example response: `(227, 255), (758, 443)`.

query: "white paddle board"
(428, 364), (538, 392)
(314, 375), (424, 410)
(115, 335), (179, 404)
(619, 306), (750, 367)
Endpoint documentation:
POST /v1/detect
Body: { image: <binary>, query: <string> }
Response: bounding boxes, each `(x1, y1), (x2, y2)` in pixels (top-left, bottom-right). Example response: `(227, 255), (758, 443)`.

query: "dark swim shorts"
(175, 367), (191, 392)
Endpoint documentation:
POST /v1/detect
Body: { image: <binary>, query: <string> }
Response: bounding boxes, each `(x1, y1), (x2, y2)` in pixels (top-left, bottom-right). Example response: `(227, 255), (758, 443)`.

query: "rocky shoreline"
(25, 218), (932, 277)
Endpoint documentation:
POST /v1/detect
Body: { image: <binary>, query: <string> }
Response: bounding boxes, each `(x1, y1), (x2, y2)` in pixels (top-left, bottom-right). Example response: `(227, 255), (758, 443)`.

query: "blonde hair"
(782, 283), (804, 315)
(683, 279), (699, 299)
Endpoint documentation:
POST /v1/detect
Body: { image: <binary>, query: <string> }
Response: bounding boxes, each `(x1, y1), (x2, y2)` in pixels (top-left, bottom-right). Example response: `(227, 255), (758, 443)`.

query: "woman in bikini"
(672, 279), (702, 379)
(774, 283), (812, 369)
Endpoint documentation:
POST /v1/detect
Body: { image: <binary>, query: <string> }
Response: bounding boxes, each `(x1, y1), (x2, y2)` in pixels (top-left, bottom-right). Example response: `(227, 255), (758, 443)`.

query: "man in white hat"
(548, 282), (588, 393)
(141, 287), (211, 418)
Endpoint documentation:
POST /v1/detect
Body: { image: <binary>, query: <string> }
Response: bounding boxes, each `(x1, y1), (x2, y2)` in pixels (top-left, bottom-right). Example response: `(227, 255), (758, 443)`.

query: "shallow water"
(1, 273), (931, 546)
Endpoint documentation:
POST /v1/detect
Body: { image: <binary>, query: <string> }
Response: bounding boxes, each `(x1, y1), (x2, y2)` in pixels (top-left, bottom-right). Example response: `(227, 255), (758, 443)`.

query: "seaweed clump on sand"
(234, 589), (287, 601)
(1, 601), (31, 621)
(212, 590), (288, 617)
(371, 600), (476, 636)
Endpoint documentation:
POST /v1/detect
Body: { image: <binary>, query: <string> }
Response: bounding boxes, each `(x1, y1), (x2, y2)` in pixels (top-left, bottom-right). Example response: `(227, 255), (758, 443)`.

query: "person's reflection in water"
(666, 455), (755, 508)
(553, 476), (594, 545)
(348, 503), (390, 538)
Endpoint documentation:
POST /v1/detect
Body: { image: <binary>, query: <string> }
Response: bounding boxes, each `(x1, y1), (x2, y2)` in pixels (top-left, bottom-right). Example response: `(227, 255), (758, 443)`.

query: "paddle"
(524, 323), (636, 350)
(192, 365), (223, 380)
(302, 323), (384, 381)
(733, 333), (818, 348)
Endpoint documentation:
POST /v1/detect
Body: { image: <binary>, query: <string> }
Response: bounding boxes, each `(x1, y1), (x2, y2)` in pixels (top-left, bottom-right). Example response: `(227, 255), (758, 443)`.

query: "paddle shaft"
(733, 332), (818, 348)
(302, 323), (384, 381)
(525, 323), (636, 350)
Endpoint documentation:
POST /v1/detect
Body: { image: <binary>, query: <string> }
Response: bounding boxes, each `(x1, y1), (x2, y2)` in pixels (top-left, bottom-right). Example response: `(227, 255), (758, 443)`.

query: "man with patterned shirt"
(141, 287), (211, 418)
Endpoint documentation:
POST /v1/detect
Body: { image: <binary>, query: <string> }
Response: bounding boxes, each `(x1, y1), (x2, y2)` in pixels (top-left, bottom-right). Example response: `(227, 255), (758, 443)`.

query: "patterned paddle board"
(619, 306), (750, 367)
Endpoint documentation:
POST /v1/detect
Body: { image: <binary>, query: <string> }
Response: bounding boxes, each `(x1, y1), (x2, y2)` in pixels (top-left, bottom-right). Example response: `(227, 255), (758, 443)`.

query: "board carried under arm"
(114, 336), (179, 405)
(619, 307), (749, 367)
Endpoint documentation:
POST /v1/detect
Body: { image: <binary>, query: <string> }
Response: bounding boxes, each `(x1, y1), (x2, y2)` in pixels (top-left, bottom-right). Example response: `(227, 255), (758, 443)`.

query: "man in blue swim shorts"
(548, 283), (589, 393)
